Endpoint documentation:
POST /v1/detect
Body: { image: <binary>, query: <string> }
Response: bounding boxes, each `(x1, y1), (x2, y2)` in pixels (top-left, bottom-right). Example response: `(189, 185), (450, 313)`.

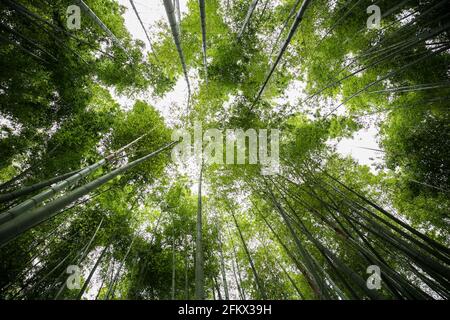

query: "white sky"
(331, 124), (384, 172)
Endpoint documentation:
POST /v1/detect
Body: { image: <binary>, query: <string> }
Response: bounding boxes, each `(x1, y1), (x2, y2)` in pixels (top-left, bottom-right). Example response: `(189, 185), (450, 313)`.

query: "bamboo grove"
(0, 0), (449, 300)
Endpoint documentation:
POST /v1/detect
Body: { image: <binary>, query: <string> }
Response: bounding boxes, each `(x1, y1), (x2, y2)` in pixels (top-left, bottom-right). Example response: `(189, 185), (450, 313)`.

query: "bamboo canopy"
(0, 0), (449, 302)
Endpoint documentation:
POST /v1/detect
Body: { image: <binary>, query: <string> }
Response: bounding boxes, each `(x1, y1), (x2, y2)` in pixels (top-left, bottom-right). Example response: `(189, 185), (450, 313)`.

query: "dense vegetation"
(0, 0), (449, 300)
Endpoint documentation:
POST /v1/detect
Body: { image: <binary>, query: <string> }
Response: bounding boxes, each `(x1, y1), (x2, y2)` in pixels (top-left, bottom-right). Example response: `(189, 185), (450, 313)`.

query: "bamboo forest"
(0, 0), (449, 302)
